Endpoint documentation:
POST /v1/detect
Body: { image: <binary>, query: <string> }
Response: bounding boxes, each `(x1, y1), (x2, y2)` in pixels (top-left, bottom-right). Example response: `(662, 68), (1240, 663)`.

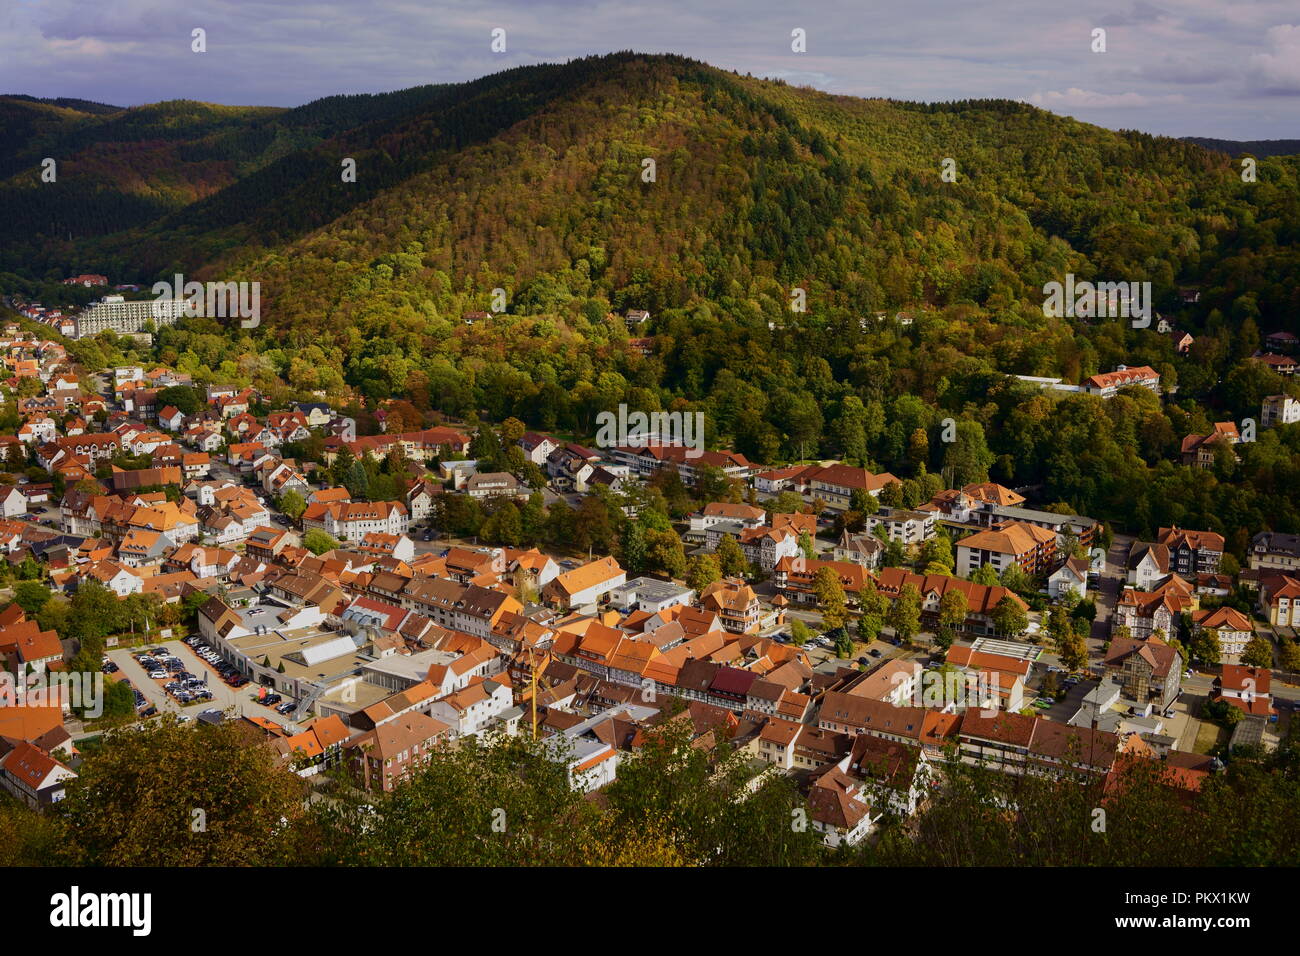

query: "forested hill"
(3, 53), (1300, 544)
(1182, 137), (1300, 159)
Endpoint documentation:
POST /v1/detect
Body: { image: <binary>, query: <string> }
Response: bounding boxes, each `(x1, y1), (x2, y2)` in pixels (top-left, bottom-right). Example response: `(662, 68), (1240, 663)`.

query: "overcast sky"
(4, 0), (1298, 139)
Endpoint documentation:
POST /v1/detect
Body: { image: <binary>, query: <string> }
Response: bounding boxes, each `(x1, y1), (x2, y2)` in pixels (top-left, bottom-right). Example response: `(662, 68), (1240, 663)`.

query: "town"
(0, 297), (1295, 855)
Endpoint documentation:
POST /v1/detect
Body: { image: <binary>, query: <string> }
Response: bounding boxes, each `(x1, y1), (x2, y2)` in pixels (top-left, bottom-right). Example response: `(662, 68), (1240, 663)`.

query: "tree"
(619, 522), (648, 576)
(970, 563), (999, 586)
(813, 566), (847, 630)
(481, 501), (524, 547)
(789, 620), (811, 646)
(1189, 626), (1222, 666)
(303, 529), (340, 554)
(938, 589), (968, 634)
(278, 488), (306, 523)
(888, 583), (921, 643)
(878, 481), (903, 508)
(1046, 605), (1073, 652)
(857, 612), (884, 642)
(1242, 634), (1275, 669)
(156, 384), (202, 416)
(991, 596), (1029, 637)
(715, 533), (748, 578)
(1059, 631), (1089, 673)
(12, 582), (52, 615)
(766, 491), (805, 515)
(920, 532), (953, 574)
(686, 554), (721, 592)
(58, 718), (307, 866)
(645, 529), (686, 579)
(797, 530), (815, 560)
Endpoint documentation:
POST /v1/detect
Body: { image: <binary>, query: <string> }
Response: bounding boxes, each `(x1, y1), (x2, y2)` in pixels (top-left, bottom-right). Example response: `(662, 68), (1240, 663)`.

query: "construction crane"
(526, 643), (542, 740)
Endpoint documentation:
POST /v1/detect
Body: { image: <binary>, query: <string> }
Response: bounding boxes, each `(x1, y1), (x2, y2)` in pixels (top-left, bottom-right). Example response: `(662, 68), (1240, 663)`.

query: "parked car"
(262, 693), (283, 706)
(275, 701), (296, 715)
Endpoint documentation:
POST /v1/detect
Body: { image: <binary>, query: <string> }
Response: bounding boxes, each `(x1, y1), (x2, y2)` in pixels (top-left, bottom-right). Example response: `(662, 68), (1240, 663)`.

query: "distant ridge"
(1, 94), (124, 115)
(1182, 137), (1300, 158)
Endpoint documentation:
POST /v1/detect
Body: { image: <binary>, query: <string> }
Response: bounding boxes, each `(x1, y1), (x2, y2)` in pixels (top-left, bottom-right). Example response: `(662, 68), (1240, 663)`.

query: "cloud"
(1028, 88), (1186, 109)
(1137, 56), (1227, 85)
(0, 0), (1296, 137)
(1248, 24), (1300, 93)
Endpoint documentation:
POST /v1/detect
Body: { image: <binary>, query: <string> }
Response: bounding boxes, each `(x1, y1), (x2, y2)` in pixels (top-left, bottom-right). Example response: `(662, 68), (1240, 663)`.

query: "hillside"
(3, 53), (1300, 542)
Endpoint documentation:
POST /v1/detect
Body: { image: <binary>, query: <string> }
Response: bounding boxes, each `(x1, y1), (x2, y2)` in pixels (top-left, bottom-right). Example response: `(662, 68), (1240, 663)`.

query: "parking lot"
(106, 639), (302, 728)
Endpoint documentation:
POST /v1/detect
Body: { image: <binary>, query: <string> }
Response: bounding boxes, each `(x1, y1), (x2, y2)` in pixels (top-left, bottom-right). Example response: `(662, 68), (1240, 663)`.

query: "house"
(806, 764), (879, 848)
(543, 556), (626, 610)
(1047, 556), (1090, 600)
(1265, 331), (1299, 353)
(737, 525), (800, 571)
(955, 521), (1059, 578)
(1250, 531), (1300, 574)
(689, 501), (766, 533)
(1113, 578), (1196, 639)
(466, 471), (524, 500)
(772, 556), (870, 604)
(1082, 365), (1161, 398)
(0, 617), (64, 675)
(302, 500), (408, 542)
(865, 507), (935, 545)
(945, 646), (1029, 711)
(0, 740), (76, 809)
(611, 444), (753, 487)
(624, 309), (651, 329)
(0, 486), (27, 519)
(344, 712), (451, 792)
(698, 578), (762, 634)
(1261, 394), (1300, 428)
(1191, 606), (1253, 663)
(1258, 574), (1300, 628)
(1127, 541), (1170, 590)
(519, 432), (560, 465)
(405, 479), (442, 523)
(607, 577), (694, 615)
(874, 568), (1029, 638)
(803, 464), (900, 510)
(1252, 352), (1298, 377)
(1157, 527), (1224, 577)
(1103, 636), (1183, 710)
(1213, 664), (1274, 721)
(1180, 422), (1240, 468)
(427, 677), (514, 737)
(833, 530), (883, 569)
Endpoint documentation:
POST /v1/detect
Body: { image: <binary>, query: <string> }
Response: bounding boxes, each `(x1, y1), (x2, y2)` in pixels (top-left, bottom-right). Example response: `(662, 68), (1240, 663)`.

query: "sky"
(3, 0), (1299, 139)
